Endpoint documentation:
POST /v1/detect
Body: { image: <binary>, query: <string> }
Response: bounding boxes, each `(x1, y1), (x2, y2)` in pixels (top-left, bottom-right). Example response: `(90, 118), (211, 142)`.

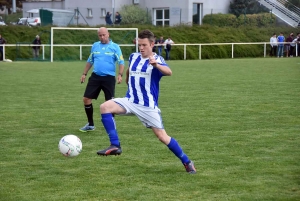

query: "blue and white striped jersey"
(125, 53), (169, 108)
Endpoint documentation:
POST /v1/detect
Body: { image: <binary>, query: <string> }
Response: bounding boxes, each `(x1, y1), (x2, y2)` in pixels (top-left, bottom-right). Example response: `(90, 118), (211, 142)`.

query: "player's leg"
(79, 74), (101, 132)
(152, 127), (196, 174)
(97, 99), (127, 155)
(134, 105), (196, 174)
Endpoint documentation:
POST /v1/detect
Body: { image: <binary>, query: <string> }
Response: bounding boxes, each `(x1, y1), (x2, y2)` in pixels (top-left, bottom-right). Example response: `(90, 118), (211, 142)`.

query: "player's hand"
(80, 75), (86, 84)
(149, 56), (157, 67)
(117, 75), (122, 84)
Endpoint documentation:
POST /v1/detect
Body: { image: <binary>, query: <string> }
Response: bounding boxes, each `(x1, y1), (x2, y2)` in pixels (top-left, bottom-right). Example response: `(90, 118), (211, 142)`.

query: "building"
(23, 0), (231, 26)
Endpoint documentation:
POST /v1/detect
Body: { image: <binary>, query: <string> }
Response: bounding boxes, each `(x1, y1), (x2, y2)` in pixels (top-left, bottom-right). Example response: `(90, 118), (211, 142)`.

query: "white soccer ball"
(58, 134), (82, 157)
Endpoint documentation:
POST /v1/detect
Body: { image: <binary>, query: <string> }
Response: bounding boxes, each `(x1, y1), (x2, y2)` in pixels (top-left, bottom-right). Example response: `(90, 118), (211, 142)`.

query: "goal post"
(50, 27), (138, 62)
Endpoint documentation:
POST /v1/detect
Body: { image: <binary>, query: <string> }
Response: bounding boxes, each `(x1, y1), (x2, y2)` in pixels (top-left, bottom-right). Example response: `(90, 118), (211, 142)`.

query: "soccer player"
(79, 27), (125, 132)
(97, 29), (196, 174)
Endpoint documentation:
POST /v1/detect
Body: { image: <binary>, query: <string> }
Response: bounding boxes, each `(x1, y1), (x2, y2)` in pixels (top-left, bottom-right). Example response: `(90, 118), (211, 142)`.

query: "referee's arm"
(80, 62), (92, 83)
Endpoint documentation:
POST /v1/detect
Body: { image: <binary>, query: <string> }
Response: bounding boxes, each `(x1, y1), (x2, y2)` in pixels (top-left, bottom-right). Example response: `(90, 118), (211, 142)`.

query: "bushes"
(0, 24), (298, 61)
(203, 13), (275, 27)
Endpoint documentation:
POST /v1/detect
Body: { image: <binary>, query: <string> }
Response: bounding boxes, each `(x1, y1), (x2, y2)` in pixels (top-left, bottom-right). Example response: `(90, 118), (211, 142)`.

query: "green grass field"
(0, 58), (300, 201)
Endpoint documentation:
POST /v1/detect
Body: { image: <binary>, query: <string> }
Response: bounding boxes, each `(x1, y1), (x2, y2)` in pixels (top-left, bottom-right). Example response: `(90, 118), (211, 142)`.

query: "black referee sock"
(84, 104), (94, 126)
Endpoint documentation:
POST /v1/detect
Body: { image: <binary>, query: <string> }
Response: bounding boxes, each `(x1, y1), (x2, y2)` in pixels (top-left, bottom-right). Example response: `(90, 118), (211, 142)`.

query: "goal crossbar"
(50, 27), (138, 62)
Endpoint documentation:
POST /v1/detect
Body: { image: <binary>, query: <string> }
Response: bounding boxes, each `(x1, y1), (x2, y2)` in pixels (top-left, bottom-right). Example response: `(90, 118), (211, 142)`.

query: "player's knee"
(83, 97), (92, 105)
(100, 101), (110, 113)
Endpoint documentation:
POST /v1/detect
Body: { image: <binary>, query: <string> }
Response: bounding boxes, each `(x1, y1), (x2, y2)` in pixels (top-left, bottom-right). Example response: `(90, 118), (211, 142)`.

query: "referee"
(79, 27), (125, 132)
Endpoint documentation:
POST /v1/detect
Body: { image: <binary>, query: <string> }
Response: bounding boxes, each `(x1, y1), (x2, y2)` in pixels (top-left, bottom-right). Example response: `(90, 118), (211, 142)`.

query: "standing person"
(277, 32), (285, 58)
(269, 33), (277, 57)
(157, 36), (164, 56)
(0, 34), (7, 61)
(285, 33), (294, 57)
(114, 12), (122, 25)
(105, 12), (113, 26)
(152, 35), (158, 53)
(96, 29), (196, 174)
(290, 37), (297, 57)
(32, 35), (42, 59)
(164, 37), (174, 60)
(297, 33), (300, 57)
(79, 27), (125, 132)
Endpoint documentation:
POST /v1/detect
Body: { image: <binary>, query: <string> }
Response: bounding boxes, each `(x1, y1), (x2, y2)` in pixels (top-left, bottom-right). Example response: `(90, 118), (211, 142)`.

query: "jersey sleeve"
(115, 45), (125, 65)
(87, 43), (95, 64)
(128, 53), (134, 67)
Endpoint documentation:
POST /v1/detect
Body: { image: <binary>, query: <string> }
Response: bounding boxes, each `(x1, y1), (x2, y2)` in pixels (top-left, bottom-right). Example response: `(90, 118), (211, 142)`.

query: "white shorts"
(113, 98), (164, 129)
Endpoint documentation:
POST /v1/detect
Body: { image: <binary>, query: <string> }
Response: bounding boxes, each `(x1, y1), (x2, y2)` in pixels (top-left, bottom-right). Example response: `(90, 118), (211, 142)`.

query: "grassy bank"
(0, 24), (299, 61)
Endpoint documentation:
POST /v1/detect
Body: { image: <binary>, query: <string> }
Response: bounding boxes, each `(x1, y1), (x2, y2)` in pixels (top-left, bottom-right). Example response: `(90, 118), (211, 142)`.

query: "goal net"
(50, 27), (138, 62)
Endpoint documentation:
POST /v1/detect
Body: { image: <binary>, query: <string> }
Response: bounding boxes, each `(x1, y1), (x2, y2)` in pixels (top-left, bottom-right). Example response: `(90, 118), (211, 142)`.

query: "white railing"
(258, 0), (300, 27)
(0, 42), (298, 61)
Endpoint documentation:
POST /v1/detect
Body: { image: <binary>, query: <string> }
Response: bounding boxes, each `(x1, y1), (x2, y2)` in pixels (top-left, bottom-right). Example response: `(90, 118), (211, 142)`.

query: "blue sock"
(101, 113), (120, 147)
(167, 138), (190, 164)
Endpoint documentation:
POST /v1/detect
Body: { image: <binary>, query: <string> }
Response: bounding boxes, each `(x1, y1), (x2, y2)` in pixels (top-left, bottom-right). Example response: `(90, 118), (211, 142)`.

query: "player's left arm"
(149, 56), (172, 76)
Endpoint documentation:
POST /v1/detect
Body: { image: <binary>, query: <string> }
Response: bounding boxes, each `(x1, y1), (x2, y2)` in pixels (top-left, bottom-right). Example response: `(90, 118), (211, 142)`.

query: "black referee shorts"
(83, 73), (116, 100)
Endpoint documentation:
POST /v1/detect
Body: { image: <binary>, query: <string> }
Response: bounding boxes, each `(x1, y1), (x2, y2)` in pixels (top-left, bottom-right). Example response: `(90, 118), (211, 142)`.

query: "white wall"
(131, 0), (231, 25)
(23, 1), (65, 17)
(23, 0), (231, 26)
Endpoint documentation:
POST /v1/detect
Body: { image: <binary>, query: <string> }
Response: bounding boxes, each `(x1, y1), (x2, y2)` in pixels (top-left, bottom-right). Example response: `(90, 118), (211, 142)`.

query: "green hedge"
(203, 13), (276, 27)
(0, 24), (298, 61)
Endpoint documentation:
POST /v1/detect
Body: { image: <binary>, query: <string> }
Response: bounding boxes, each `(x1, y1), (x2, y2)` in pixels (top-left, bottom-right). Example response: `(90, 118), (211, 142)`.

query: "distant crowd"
(133, 36), (175, 61)
(270, 32), (300, 58)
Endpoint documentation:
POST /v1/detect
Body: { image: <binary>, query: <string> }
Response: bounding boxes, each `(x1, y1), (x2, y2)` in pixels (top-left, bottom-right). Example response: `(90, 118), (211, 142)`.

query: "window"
(87, 8), (92, 18)
(153, 8), (169, 26)
(101, 8), (106, 17)
(193, 3), (203, 25)
(74, 9), (79, 19)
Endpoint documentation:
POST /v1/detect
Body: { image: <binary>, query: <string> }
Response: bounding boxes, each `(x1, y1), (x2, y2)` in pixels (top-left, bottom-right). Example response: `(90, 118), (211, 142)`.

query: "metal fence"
(1, 42), (298, 62)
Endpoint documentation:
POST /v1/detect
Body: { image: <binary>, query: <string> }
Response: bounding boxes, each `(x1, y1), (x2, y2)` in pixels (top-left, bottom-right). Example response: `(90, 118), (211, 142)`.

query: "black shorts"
(83, 73), (116, 100)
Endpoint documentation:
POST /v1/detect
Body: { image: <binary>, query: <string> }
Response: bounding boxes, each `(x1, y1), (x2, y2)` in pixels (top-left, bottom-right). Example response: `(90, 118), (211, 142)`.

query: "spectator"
(269, 33), (277, 57)
(277, 32), (285, 58)
(285, 33), (294, 57)
(290, 37), (297, 57)
(152, 35), (158, 53)
(297, 33), (300, 57)
(164, 37), (174, 60)
(114, 12), (122, 25)
(157, 36), (164, 56)
(105, 12), (113, 26)
(32, 35), (42, 59)
(0, 34), (7, 61)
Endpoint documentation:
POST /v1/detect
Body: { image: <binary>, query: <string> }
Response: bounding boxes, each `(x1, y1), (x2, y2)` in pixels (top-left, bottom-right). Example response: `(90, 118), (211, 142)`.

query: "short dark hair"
(138, 30), (155, 43)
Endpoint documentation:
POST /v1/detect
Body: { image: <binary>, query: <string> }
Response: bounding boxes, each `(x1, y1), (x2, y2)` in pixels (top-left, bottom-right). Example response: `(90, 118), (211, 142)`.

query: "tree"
(286, 0), (300, 12)
(229, 0), (268, 17)
(119, 5), (151, 25)
(0, 0), (22, 13)
(288, 0), (300, 8)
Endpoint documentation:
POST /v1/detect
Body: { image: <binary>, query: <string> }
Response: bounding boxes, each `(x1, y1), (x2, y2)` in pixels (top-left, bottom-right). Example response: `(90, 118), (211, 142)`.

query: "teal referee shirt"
(87, 39), (124, 76)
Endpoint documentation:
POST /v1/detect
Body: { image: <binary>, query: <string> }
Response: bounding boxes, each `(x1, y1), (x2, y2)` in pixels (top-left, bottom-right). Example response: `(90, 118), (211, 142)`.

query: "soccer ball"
(58, 134), (82, 157)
